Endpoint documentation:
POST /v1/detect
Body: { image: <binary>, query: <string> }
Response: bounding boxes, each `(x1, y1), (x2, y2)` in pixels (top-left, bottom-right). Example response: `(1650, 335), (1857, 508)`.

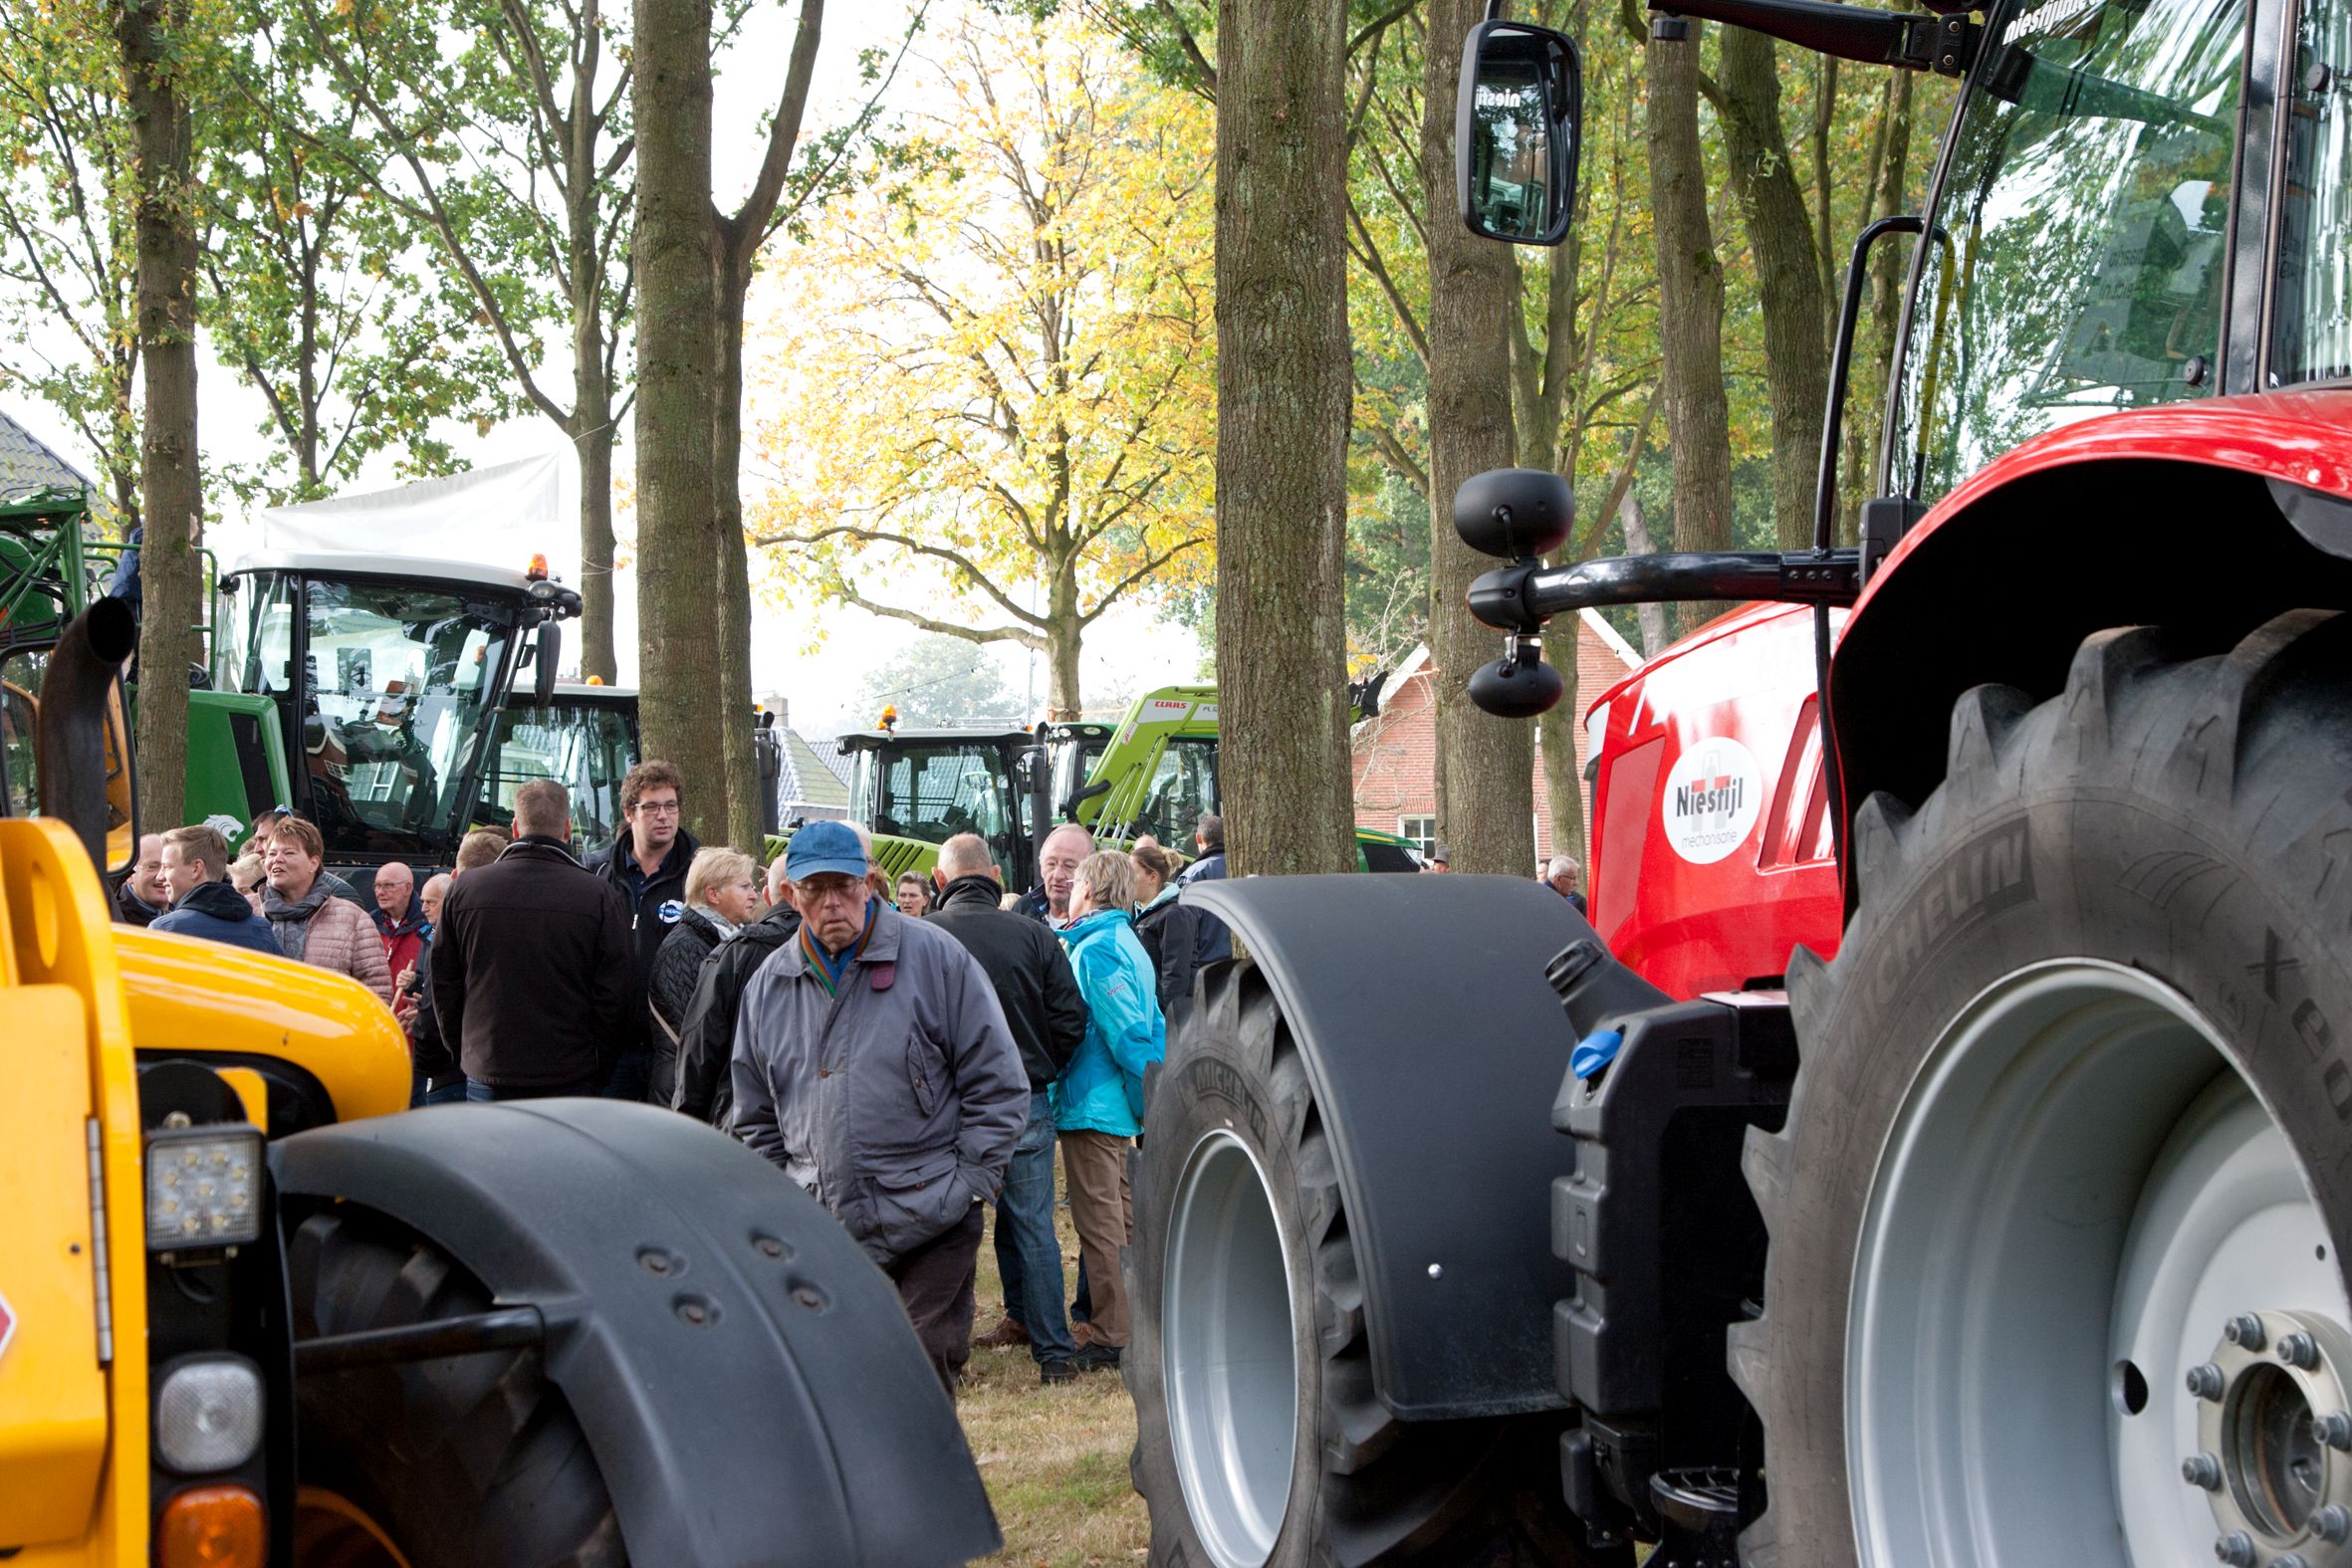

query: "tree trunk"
(1619, 492), (1671, 658)
(1647, 29), (1736, 637)
(1842, 69), (1916, 533)
(1719, 30), (1829, 553)
(1536, 614), (1582, 867)
(1213, 0), (1354, 880)
(576, 410), (618, 683)
(630, 0), (727, 845)
(713, 264), (761, 851)
(1422, 0), (1533, 880)
(573, 312), (619, 684)
(120, 0), (201, 837)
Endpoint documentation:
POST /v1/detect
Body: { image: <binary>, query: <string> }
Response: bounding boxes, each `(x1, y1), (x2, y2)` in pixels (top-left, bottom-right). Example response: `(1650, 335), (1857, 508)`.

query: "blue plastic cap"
(1570, 1028), (1625, 1081)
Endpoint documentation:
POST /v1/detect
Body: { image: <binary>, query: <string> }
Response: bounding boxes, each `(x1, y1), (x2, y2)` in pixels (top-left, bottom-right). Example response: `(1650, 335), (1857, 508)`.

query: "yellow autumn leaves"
(746, 9), (1215, 680)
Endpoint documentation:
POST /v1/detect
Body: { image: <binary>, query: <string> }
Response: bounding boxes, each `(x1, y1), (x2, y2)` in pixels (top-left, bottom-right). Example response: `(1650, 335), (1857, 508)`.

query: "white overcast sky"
(8, 0), (1203, 740)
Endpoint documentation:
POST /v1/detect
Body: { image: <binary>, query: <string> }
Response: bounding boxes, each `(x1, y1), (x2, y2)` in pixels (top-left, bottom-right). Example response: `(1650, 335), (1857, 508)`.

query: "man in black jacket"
(926, 831), (1090, 1382)
(670, 854), (800, 1127)
(431, 782), (633, 1100)
(588, 759), (699, 1100)
(401, 829), (505, 1105)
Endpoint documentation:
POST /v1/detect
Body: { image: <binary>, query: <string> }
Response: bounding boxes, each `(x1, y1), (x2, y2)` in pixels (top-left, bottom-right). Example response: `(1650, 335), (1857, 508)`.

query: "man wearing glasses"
(589, 759), (699, 1099)
(731, 819), (1029, 1394)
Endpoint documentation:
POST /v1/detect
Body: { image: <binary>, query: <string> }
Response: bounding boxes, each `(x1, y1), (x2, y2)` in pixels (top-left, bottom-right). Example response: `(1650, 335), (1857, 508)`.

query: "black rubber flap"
(274, 1097), (1000, 1567)
(1184, 873), (1585, 1419)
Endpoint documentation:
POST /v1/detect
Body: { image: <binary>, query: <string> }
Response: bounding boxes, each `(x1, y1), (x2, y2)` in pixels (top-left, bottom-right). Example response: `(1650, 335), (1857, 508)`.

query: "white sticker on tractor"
(1661, 736), (1765, 864)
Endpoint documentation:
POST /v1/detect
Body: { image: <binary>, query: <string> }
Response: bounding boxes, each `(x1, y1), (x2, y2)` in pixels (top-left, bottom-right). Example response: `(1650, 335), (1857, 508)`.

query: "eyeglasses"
(798, 879), (868, 907)
(633, 799), (682, 816)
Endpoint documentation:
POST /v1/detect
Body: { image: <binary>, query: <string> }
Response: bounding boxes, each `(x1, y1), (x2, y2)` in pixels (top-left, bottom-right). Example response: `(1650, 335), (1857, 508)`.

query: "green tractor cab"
(208, 550), (582, 868)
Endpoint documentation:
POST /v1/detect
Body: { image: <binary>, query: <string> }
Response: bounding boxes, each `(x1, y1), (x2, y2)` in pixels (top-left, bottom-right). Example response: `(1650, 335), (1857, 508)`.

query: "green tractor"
(0, 482), (581, 886)
(1042, 681), (1422, 870)
(761, 684), (1421, 895)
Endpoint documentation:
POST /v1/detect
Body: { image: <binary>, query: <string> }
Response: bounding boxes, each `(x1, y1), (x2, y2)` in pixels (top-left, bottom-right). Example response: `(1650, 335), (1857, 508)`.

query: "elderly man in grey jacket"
(731, 819), (1029, 1391)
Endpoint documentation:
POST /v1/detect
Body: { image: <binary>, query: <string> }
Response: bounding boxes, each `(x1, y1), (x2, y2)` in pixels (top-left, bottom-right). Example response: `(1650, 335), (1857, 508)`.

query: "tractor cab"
(211, 551), (580, 866)
(839, 726), (1039, 888)
(0, 489), (136, 872)
(481, 681), (641, 848)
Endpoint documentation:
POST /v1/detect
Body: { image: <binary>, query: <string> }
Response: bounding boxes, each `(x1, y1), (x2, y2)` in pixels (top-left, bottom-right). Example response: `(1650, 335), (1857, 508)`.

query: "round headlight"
(155, 1357), (263, 1473)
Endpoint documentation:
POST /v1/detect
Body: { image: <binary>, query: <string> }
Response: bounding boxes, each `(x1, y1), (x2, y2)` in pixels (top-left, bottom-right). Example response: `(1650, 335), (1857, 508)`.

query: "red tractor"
(1123, 1), (2352, 1566)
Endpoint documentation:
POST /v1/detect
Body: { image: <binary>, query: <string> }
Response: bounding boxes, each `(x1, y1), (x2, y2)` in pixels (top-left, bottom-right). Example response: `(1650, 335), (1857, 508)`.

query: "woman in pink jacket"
(261, 814), (394, 1005)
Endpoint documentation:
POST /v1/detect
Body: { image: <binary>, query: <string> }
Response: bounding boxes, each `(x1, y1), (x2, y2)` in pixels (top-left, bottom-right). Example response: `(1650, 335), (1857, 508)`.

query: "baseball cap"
(786, 819), (868, 881)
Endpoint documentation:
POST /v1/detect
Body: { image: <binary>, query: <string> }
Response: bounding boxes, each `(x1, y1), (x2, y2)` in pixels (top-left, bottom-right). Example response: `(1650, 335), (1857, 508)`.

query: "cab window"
(1890, 0), (2245, 503)
(2272, 0), (2352, 383)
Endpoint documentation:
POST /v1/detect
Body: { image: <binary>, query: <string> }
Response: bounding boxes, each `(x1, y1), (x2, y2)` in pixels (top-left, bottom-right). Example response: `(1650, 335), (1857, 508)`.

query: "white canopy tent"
(208, 453), (637, 682)
(219, 454), (575, 580)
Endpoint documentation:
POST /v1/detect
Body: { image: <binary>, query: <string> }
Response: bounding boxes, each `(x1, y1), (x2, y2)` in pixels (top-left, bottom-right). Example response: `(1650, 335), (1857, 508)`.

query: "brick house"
(1351, 609), (1640, 866)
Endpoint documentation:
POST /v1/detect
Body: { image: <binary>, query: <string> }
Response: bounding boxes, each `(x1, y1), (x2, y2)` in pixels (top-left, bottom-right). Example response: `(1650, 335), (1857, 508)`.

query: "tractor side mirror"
(1457, 18), (1581, 247)
(533, 621), (561, 706)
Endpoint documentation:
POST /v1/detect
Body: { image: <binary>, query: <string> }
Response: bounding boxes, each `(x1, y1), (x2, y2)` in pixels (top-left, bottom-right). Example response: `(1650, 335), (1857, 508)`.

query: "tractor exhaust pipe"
(36, 598), (137, 871)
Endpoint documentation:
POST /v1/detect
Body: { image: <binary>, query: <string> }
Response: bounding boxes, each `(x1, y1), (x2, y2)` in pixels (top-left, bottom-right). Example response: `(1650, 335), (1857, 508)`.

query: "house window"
(1397, 814), (1436, 855)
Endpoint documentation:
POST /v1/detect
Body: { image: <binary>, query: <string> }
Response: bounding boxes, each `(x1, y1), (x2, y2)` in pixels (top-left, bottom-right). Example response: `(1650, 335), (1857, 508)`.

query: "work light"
(144, 1125), (263, 1250)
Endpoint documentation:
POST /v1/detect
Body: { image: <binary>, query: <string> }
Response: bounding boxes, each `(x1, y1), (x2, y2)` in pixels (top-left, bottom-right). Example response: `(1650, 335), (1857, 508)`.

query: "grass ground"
(960, 1165), (1151, 1566)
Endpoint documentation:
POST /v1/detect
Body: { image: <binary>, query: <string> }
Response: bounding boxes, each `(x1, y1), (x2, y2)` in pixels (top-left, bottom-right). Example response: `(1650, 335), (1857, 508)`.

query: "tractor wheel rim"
(1164, 1127), (1298, 1568)
(1847, 959), (2352, 1568)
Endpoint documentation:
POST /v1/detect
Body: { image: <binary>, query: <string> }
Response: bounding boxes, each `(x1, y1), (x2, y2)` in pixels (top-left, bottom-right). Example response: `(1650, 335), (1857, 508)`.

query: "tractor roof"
(226, 549), (544, 595)
(835, 726), (1034, 754)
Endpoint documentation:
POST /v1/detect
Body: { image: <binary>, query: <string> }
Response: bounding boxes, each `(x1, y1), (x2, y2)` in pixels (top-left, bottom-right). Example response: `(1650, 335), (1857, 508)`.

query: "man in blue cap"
(730, 818), (1030, 1392)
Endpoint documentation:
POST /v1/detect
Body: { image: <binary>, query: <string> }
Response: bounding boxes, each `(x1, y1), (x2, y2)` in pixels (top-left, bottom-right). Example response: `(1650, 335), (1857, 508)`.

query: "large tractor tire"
(1742, 610), (2352, 1568)
(1127, 960), (1609, 1568)
(288, 1208), (624, 1568)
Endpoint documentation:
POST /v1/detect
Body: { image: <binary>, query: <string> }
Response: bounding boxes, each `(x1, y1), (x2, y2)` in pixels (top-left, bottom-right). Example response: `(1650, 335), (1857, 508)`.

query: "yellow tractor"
(1, 600), (999, 1567)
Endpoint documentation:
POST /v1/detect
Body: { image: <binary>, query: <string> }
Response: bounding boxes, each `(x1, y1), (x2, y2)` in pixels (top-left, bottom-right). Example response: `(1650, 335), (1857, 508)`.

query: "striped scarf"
(800, 898), (878, 995)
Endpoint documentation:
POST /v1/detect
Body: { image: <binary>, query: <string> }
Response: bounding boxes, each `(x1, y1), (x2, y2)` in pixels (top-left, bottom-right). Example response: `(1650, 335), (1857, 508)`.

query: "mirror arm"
(1469, 550), (1861, 633)
(1649, 0), (1977, 77)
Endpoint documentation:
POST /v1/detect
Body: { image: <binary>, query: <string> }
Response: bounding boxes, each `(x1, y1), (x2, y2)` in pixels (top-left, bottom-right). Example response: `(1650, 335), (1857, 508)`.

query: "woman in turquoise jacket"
(1053, 851), (1167, 1368)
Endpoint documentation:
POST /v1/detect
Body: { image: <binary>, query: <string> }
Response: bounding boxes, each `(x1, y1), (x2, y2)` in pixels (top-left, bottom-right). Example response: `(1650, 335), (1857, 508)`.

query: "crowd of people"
(119, 777), (1581, 1395)
(118, 765), (1239, 1396)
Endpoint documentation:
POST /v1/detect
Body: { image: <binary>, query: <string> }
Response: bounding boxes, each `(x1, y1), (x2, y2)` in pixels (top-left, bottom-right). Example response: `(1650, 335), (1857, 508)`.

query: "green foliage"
(280, 0), (633, 437)
(1347, 468), (1430, 671)
(201, 2), (520, 505)
(0, 0), (141, 524)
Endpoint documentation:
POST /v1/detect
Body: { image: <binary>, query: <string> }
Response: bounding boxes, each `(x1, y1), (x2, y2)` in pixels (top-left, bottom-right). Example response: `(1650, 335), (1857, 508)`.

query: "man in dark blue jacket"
(152, 824), (280, 956)
(1176, 812), (1231, 965)
(587, 759), (699, 1100)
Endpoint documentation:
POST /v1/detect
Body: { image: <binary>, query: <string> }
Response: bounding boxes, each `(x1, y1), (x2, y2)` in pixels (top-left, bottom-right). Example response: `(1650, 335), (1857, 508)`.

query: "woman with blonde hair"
(648, 846), (761, 1106)
(230, 853), (267, 914)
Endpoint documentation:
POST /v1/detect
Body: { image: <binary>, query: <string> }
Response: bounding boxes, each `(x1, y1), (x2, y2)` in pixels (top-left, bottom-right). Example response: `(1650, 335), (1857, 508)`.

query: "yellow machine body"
(0, 814), (409, 1563)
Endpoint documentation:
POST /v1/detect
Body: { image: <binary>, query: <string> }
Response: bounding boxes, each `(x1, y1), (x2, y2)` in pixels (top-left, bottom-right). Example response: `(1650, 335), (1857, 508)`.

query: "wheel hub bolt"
(2189, 1363), (2229, 1400)
(2182, 1453), (2224, 1489)
(2317, 1412), (2352, 1451)
(2276, 1556), (2311, 1568)
(2279, 1332), (2321, 1369)
(2316, 1503), (2352, 1544)
(2225, 1313), (2267, 1350)
(2215, 1532), (2256, 1567)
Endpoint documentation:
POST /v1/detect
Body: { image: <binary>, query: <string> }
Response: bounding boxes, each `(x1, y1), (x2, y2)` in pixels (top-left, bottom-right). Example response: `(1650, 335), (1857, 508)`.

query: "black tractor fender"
(271, 1097), (1000, 1568)
(1181, 873), (1585, 1420)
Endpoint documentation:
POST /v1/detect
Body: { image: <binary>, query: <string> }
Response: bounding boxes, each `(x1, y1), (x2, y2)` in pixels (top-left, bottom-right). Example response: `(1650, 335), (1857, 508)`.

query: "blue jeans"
(411, 1069), (468, 1107)
(995, 1092), (1076, 1363)
(466, 1076), (602, 1103)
